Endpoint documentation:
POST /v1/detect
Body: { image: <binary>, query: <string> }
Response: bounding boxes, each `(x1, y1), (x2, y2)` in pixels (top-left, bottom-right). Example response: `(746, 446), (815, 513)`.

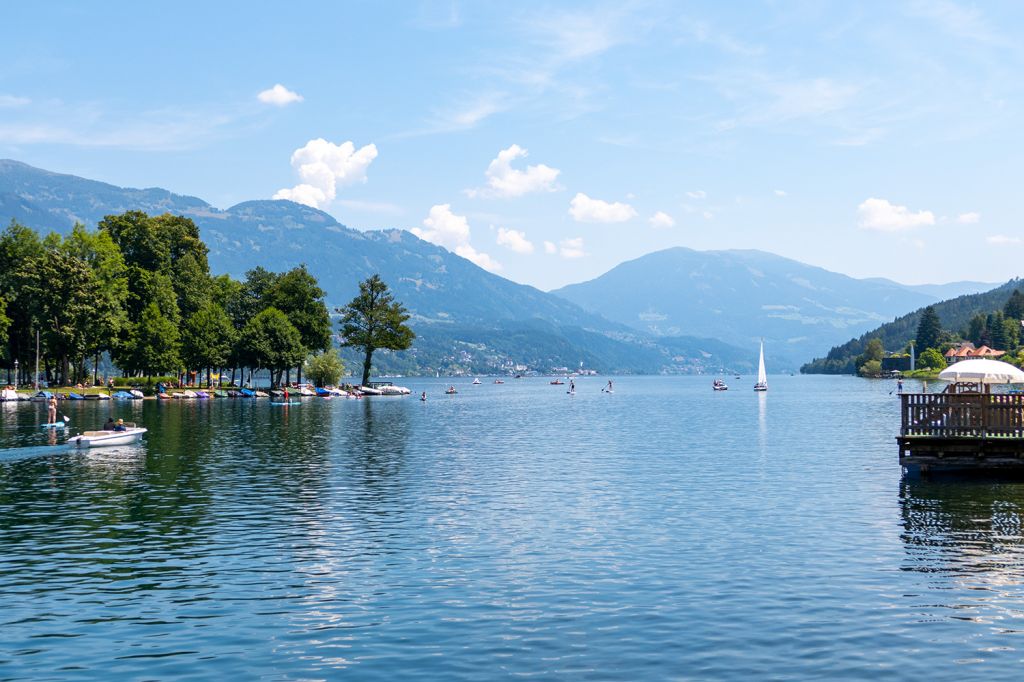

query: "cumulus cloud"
(257, 84), (304, 106)
(273, 138), (378, 208)
(558, 237), (587, 259)
(569, 192), (637, 223)
(496, 227), (534, 254)
(686, 190), (707, 199)
(957, 211), (980, 224)
(544, 241), (558, 254)
(649, 211), (675, 228)
(466, 144), (561, 198)
(987, 234), (1021, 245)
(411, 204), (502, 272)
(857, 197), (935, 232)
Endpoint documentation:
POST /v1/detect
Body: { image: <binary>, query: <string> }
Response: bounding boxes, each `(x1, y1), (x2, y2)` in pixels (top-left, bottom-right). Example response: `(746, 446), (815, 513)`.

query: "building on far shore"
(944, 341), (1006, 364)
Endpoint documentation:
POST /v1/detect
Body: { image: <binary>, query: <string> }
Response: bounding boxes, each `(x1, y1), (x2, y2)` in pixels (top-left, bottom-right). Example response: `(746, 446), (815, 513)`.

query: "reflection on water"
(901, 479), (1024, 578)
(3, 377), (1024, 679)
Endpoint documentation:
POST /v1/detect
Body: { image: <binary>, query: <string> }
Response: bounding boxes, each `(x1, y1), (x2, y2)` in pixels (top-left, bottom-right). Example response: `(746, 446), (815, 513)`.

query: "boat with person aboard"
(69, 423), (147, 448)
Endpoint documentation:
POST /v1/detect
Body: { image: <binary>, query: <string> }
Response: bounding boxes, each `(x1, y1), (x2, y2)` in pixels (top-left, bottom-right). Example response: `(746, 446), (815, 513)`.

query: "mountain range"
(552, 247), (998, 366)
(0, 160), (752, 374)
(0, 159), (1004, 373)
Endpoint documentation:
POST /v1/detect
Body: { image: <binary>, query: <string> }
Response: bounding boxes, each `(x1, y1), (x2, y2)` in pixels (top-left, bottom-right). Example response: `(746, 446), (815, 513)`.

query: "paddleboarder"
(47, 394), (57, 425)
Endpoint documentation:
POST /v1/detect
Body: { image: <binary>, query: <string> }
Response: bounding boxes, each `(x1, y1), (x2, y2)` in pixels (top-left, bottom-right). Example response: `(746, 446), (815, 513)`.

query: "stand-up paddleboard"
(271, 401), (301, 406)
(41, 422), (67, 429)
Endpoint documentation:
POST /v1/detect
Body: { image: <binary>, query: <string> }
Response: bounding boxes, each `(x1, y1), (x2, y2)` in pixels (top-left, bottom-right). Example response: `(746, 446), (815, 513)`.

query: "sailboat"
(754, 340), (768, 392)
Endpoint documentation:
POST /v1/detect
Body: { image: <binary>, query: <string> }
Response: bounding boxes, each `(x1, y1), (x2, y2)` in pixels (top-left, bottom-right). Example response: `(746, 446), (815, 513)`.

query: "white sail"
(755, 340), (768, 391)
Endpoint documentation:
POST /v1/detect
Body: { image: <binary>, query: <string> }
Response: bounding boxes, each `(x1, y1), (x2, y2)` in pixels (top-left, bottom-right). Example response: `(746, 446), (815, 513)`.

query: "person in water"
(114, 419), (127, 432)
(47, 394), (58, 424)
(103, 417), (116, 431)
(421, 391), (427, 401)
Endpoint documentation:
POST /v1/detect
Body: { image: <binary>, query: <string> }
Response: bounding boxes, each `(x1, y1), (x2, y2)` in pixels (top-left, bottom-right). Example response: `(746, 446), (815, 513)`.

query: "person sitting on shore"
(114, 419), (127, 432)
(103, 417), (116, 431)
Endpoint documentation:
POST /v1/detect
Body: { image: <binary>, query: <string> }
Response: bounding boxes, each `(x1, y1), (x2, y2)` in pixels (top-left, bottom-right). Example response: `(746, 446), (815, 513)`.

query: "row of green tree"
(801, 280), (1024, 374)
(852, 291), (1024, 376)
(0, 212), (414, 387)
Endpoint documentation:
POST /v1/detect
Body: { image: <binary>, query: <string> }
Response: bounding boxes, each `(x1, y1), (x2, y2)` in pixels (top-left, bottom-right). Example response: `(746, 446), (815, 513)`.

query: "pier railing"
(901, 393), (1024, 438)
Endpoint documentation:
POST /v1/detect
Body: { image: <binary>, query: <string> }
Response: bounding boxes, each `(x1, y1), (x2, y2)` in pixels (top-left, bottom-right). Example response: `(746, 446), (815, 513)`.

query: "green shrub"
(917, 348), (947, 370)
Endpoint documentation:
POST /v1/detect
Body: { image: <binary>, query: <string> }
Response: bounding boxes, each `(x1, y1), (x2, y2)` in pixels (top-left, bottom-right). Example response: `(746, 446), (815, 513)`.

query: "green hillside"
(801, 278), (1023, 374)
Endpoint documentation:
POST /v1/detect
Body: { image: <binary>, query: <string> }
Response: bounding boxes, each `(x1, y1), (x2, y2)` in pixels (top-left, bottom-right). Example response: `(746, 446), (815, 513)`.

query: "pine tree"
(915, 306), (942, 355)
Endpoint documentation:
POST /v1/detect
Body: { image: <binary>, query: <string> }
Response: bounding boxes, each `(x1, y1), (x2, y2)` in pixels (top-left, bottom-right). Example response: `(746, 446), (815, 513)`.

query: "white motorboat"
(754, 340), (768, 392)
(1, 387), (19, 401)
(472, 378), (482, 385)
(69, 425), (147, 448)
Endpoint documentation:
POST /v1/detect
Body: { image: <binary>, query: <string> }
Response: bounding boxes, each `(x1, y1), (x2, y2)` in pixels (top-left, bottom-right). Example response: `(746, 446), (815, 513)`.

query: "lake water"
(3, 375), (1024, 679)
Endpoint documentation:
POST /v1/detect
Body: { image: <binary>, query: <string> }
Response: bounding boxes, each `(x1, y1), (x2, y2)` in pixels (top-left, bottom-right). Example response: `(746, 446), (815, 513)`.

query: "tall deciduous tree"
(915, 306), (942, 355)
(270, 264), (331, 383)
(239, 307), (305, 386)
(337, 275), (415, 386)
(123, 303), (181, 378)
(181, 302), (236, 385)
(21, 248), (104, 384)
(0, 222), (44, 375)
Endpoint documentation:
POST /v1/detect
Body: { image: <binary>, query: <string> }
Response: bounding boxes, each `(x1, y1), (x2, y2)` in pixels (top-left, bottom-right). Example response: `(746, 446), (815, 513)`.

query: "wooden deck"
(899, 392), (1024, 475)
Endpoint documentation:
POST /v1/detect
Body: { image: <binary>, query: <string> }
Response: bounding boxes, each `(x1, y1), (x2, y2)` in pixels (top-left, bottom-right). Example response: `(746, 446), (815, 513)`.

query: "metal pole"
(34, 328), (39, 392)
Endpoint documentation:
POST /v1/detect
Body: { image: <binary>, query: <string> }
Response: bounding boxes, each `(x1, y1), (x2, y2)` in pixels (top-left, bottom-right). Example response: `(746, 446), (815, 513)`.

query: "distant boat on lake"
(754, 340), (768, 392)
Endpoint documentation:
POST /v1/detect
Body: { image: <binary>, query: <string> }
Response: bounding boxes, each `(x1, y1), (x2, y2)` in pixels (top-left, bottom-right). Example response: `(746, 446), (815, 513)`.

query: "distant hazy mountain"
(863, 278), (999, 301)
(551, 247), (949, 367)
(802, 279), (1022, 374)
(0, 159), (750, 374)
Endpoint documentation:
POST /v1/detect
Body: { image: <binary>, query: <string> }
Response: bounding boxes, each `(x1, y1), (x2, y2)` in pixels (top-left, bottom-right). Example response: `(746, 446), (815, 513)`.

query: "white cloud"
(257, 84), (304, 106)
(0, 94), (30, 108)
(686, 190), (707, 199)
(411, 204), (501, 272)
(774, 189), (787, 197)
(273, 138), (378, 209)
(544, 240), (558, 255)
(649, 211), (675, 228)
(569, 192), (637, 223)
(558, 237), (586, 259)
(857, 197), (935, 232)
(466, 144), (560, 198)
(987, 235), (1021, 245)
(957, 211), (980, 224)
(455, 244), (503, 271)
(496, 227), (534, 254)
(703, 211), (714, 220)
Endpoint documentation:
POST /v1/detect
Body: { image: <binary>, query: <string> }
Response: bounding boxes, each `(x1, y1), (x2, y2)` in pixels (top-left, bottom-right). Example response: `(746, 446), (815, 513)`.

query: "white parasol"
(937, 358), (1024, 384)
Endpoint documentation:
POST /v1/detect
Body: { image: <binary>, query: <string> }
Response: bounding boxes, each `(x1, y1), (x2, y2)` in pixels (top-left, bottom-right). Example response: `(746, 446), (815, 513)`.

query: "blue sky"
(2, 1), (1022, 290)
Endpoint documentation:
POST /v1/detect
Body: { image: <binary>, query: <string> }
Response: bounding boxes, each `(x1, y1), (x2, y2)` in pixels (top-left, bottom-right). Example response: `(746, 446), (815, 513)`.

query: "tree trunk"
(297, 364), (303, 386)
(285, 368), (291, 387)
(361, 348), (373, 387)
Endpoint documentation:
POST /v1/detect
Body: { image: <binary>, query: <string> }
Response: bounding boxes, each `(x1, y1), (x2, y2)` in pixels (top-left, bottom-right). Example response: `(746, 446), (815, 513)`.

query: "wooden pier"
(899, 390), (1024, 475)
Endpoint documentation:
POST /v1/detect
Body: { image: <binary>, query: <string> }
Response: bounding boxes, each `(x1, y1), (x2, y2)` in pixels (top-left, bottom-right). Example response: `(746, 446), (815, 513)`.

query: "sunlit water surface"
(3, 375), (1024, 679)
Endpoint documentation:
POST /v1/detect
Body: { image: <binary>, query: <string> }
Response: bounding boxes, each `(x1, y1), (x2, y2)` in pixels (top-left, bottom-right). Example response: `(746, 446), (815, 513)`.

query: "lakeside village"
(0, 212), (602, 405)
(849, 293), (1024, 382)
